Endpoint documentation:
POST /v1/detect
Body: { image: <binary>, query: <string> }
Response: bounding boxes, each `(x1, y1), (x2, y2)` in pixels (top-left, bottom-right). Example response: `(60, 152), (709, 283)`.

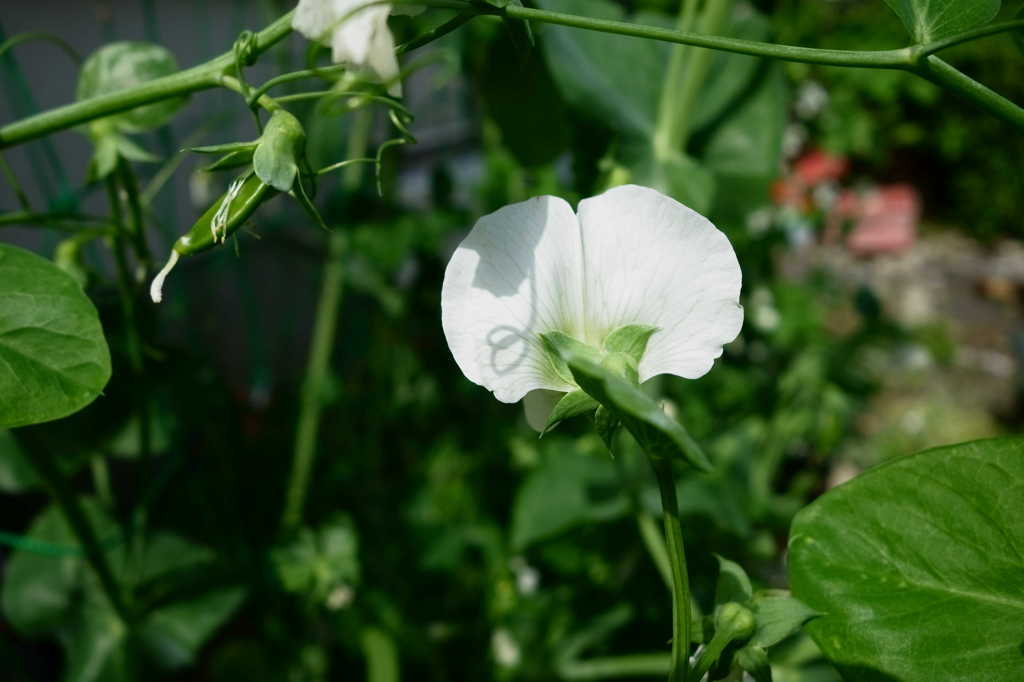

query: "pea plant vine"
(1, 1), (1022, 681)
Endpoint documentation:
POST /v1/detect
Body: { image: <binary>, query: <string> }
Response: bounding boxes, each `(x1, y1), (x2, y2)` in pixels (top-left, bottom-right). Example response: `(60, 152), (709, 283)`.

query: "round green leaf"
(77, 41), (185, 133)
(882, 0), (1001, 43)
(789, 437), (1024, 681)
(0, 243), (112, 428)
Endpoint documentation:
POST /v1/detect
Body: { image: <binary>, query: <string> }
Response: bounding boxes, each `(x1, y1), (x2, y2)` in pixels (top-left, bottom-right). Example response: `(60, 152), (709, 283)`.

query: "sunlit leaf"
(882, 0), (1001, 42)
(789, 437), (1024, 681)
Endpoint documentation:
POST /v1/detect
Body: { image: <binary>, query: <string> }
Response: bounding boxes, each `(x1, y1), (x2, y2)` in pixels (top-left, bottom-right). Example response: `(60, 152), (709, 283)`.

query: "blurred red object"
(841, 185), (920, 255)
(793, 149), (848, 186)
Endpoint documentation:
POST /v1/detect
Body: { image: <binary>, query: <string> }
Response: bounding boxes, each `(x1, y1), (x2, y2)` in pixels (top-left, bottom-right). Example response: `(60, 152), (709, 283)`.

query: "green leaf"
(536, 0), (670, 139)
(602, 324), (658, 364)
(511, 438), (626, 549)
(542, 332), (712, 471)
(1, 505), (85, 633)
(789, 437), (1024, 681)
(689, 8), (773, 135)
(1015, 9), (1024, 55)
(77, 42), (185, 133)
(543, 390), (598, 433)
(593, 404), (620, 453)
(619, 144), (716, 215)
(702, 64), (787, 180)
(87, 134), (120, 181)
(735, 645), (772, 682)
(0, 430), (38, 492)
(0, 244), (112, 428)
(272, 515), (360, 603)
(748, 592), (819, 649)
(714, 554), (753, 605)
(361, 627), (400, 682)
(203, 149), (255, 172)
(479, 28), (569, 167)
(882, 0), (1001, 42)
(114, 135), (160, 164)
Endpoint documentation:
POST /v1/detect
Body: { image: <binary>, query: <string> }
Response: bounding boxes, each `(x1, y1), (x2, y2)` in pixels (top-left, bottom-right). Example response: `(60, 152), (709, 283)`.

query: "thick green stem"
(653, 0), (700, 158)
(502, 4), (913, 68)
(281, 110), (371, 531)
(668, 0), (734, 151)
(0, 12), (295, 148)
(650, 457), (691, 682)
(915, 55), (1024, 129)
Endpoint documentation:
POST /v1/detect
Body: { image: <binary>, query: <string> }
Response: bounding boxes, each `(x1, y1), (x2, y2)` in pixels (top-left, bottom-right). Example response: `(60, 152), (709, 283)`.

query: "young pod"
(150, 170), (275, 302)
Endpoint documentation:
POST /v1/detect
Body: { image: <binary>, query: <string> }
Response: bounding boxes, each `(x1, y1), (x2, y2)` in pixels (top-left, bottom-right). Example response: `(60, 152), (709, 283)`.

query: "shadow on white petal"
(441, 196), (584, 403)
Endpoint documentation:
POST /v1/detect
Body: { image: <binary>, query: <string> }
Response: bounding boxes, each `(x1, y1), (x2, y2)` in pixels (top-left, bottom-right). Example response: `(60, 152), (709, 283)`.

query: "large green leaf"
(789, 438), (1024, 681)
(511, 437), (627, 549)
(0, 244), (111, 428)
(702, 63), (787, 180)
(479, 29), (569, 167)
(536, 0), (670, 139)
(882, 0), (1001, 42)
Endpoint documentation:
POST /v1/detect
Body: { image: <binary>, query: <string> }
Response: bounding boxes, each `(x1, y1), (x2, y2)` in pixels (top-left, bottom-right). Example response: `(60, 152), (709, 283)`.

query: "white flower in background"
(292, 0), (419, 96)
(441, 185), (743, 430)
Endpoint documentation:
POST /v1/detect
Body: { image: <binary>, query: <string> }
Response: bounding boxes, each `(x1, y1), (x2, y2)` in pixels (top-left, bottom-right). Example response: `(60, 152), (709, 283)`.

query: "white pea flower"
(441, 185), (743, 430)
(293, 0), (419, 96)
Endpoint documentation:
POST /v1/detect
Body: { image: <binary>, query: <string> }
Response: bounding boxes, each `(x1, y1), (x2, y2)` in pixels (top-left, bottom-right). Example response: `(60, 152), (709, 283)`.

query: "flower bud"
(714, 602), (756, 641)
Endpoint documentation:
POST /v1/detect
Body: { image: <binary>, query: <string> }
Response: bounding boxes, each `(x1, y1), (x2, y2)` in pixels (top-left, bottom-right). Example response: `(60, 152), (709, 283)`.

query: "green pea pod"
(150, 171), (275, 302)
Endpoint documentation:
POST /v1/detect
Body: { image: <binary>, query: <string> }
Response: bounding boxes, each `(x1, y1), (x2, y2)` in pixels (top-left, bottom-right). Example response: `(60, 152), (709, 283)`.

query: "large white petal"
(442, 196), (585, 403)
(576, 185), (743, 382)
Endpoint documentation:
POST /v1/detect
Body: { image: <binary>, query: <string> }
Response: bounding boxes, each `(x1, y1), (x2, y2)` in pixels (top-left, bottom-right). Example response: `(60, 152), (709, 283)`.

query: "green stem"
(638, 511), (673, 589)
(561, 654), (670, 679)
(915, 55), (1024, 129)
(0, 151), (31, 209)
(116, 157), (152, 273)
(25, 446), (131, 622)
(105, 175), (151, 469)
(675, 0), (733, 149)
(650, 457), (691, 682)
(653, 0), (698, 158)
(688, 627), (733, 682)
(0, 11), (295, 148)
(281, 110), (371, 531)
(501, 4), (913, 68)
(0, 210), (113, 233)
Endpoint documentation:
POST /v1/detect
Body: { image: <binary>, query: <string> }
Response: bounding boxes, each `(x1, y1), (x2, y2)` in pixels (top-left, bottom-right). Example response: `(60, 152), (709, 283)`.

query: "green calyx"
(253, 109), (308, 193)
(539, 325), (656, 435)
(539, 328), (711, 472)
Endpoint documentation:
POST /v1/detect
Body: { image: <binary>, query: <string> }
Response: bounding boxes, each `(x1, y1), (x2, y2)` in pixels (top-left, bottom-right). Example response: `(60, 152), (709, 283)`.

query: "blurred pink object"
(844, 185), (920, 255)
